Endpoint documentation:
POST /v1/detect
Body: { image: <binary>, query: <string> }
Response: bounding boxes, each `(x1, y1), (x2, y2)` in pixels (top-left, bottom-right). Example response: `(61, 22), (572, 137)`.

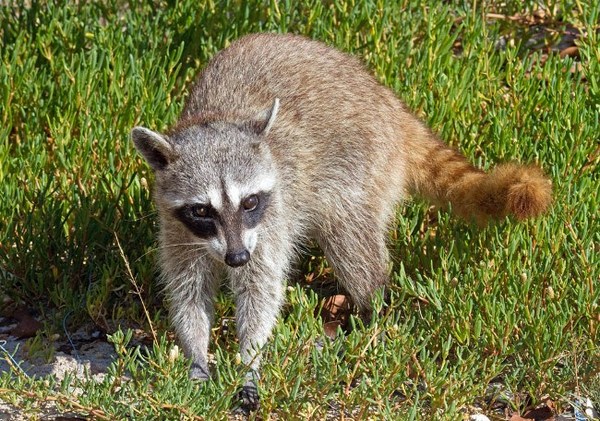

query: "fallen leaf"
(323, 320), (343, 339)
(10, 307), (42, 338)
(559, 46), (579, 58)
(509, 414), (534, 421)
(523, 404), (554, 420)
(319, 295), (352, 339)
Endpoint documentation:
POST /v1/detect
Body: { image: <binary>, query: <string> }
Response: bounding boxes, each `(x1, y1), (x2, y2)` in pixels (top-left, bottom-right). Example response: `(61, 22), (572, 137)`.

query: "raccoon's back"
(184, 34), (408, 202)
(184, 33), (394, 118)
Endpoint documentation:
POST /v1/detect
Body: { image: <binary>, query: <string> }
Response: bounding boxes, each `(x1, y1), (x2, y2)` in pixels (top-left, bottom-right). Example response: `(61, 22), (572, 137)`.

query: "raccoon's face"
(171, 187), (271, 267)
(166, 136), (275, 266)
(132, 100), (280, 267)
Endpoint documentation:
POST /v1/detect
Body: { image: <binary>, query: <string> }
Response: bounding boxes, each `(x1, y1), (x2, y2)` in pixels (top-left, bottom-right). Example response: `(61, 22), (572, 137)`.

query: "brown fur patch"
(500, 164), (552, 220)
(408, 134), (551, 224)
(470, 163), (551, 223)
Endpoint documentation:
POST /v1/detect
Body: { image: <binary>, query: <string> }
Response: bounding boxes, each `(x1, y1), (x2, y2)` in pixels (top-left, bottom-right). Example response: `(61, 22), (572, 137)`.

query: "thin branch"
(114, 232), (158, 343)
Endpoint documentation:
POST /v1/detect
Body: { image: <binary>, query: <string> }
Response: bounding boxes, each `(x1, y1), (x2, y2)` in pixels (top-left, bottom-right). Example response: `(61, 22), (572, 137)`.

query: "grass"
(0, 0), (598, 419)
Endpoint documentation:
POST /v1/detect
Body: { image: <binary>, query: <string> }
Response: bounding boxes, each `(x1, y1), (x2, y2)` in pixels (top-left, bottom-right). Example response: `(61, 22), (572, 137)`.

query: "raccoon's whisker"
(163, 248), (210, 265)
(134, 242), (209, 263)
(168, 248), (211, 262)
(155, 242), (209, 250)
(133, 210), (159, 220)
(134, 248), (159, 263)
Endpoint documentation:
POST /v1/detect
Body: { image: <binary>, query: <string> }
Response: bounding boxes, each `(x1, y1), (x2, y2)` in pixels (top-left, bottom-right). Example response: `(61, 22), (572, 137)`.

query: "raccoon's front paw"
(236, 379), (260, 413)
(189, 362), (210, 381)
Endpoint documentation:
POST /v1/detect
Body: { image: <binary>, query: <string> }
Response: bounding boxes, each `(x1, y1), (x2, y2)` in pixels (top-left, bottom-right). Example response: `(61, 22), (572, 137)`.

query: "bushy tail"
(406, 134), (552, 224)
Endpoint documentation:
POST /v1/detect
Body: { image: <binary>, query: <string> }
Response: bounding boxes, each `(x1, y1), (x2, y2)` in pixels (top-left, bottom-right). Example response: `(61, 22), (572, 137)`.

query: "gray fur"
(131, 33), (411, 410)
(131, 33), (543, 410)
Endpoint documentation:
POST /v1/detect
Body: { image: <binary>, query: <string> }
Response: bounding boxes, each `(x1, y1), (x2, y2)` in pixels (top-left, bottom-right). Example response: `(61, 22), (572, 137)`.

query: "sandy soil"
(0, 318), (116, 420)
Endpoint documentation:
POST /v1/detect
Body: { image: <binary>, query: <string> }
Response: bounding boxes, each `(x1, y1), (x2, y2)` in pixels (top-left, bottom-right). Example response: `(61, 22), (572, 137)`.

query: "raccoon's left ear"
(246, 98), (280, 136)
(131, 127), (176, 171)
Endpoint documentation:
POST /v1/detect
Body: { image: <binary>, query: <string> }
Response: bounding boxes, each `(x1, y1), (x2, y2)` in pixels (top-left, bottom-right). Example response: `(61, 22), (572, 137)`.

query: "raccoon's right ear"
(131, 127), (175, 171)
(261, 97), (280, 135)
(244, 98), (280, 136)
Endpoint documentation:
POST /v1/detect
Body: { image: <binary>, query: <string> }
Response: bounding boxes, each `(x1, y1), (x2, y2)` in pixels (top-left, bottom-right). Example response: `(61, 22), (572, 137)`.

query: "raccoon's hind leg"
(317, 207), (390, 316)
(162, 254), (221, 381)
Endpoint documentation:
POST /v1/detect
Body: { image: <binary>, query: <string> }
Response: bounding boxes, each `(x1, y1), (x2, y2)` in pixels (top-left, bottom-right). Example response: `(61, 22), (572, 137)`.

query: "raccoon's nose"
(225, 250), (250, 267)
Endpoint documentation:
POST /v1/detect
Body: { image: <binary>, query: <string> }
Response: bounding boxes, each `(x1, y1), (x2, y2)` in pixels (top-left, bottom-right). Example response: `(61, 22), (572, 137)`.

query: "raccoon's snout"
(225, 249), (251, 267)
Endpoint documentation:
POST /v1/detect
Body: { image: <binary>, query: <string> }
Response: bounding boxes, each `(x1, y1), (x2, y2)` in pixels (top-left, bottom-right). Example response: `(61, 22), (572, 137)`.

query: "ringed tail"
(406, 130), (552, 225)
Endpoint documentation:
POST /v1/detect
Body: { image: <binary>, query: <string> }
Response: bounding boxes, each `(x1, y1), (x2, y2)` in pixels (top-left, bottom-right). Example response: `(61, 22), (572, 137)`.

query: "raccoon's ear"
(262, 98), (280, 135)
(246, 98), (280, 136)
(131, 126), (175, 171)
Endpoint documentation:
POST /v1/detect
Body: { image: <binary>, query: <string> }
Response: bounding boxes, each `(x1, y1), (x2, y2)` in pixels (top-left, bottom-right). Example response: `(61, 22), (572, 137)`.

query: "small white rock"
(470, 414), (490, 421)
(584, 397), (598, 419)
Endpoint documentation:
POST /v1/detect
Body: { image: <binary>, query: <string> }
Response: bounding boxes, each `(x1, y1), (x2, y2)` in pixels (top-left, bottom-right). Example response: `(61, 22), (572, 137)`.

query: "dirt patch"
(0, 317), (117, 420)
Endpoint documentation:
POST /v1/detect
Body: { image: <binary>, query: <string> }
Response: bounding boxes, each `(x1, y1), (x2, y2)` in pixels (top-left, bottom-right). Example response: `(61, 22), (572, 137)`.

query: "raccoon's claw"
(189, 362), (210, 381)
(236, 379), (260, 413)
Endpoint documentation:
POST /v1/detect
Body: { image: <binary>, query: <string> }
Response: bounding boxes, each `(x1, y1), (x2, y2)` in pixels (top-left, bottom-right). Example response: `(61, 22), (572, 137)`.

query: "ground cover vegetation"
(0, 0), (598, 419)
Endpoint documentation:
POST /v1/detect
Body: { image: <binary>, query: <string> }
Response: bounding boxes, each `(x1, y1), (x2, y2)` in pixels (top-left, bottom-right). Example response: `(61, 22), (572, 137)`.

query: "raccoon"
(131, 33), (551, 410)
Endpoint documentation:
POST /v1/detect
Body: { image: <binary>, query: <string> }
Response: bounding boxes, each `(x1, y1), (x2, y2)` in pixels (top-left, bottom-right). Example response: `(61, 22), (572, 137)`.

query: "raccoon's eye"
(242, 195), (259, 211)
(191, 205), (209, 218)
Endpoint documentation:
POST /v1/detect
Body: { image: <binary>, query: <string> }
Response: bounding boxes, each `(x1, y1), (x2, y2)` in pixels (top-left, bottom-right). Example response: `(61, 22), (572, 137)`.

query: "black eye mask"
(173, 204), (219, 239)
